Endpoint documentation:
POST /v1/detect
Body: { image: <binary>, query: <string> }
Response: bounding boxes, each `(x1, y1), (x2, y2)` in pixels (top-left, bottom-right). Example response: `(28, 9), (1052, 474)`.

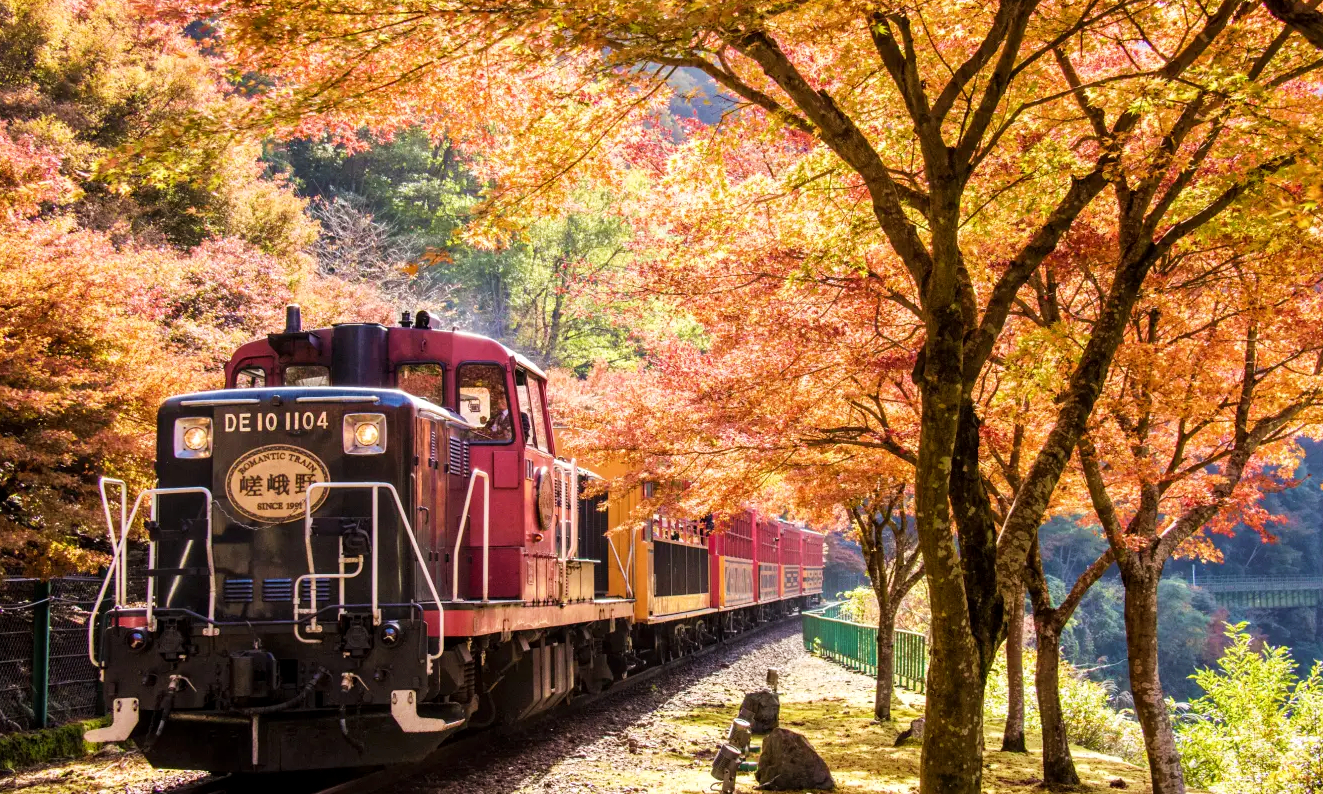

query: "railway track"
(165, 612), (798, 794)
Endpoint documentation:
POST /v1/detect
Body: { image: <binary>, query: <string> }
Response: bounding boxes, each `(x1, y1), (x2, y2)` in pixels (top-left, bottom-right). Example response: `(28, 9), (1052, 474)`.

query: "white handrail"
(89, 477), (127, 668)
(88, 484), (215, 667)
(626, 537), (635, 595)
(292, 557), (363, 644)
(98, 479), (127, 606)
(297, 482), (445, 672)
(453, 470), (491, 602)
(608, 531), (633, 598)
(570, 460), (579, 559)
(143, 487), (215, 635)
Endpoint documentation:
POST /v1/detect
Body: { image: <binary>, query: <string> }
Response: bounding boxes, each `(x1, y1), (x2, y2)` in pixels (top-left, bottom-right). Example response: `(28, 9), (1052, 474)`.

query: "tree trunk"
(1123, 566), (1186, 794)
(1034, 622), (1079, 785)
(914, 225), (990, 794)
(920, 628), (987, 793)
(915, 378), (988, 793)
(1001, 585), (1027, 753)
(876, 607), (897, 721)
(544, 265), (565, 367)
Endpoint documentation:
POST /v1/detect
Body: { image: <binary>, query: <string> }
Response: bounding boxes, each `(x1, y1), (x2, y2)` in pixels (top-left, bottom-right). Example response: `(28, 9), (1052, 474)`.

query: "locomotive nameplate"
(224, 444), (330, 524)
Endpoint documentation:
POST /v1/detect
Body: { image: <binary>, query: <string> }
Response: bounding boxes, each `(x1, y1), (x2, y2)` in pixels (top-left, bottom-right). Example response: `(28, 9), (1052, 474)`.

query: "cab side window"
(528, 375), (551, 452)
(397, 363), (445, 406)
(457, 363), (513, 443)
(514, 369), (547, 451)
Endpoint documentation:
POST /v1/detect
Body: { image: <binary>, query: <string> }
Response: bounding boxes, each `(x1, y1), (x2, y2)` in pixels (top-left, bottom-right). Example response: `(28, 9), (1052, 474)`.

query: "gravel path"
(400, 619), (867, 794)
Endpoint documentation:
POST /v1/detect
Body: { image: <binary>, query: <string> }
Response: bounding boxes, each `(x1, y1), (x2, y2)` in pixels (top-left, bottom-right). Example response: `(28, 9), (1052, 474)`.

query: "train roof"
(225, 321), (549, 381)
(164, 386), (476, 428)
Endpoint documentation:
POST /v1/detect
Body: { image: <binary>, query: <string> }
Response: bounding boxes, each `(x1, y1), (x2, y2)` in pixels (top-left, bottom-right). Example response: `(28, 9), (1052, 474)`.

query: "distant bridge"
(1193, 575), (1323, 608)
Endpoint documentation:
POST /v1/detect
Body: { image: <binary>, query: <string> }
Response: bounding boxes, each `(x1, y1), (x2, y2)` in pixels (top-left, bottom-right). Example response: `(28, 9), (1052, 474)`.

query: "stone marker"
(893, 717), (925, 747)
(738, 690), (780, 733)
(755, 728), (835, 790)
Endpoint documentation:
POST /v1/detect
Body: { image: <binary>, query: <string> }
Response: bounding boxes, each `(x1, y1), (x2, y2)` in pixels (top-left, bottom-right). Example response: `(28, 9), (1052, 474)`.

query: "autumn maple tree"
(845, 481), (924, 722)
(1071, 217), (1323, 791)
(0, 0), (393, 575)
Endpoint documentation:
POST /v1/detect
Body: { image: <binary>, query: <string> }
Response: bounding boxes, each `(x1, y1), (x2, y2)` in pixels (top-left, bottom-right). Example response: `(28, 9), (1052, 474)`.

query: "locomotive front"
(90, 308), (473, 772)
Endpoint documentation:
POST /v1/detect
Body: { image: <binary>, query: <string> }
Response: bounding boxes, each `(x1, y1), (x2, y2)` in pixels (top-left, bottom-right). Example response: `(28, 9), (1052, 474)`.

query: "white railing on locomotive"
(452, 468), (491, 602)
(88, 478), (219, 668)
(293, 481), (446, 672)
(551, 458), (579, 561)
(608, 526), (635, 598)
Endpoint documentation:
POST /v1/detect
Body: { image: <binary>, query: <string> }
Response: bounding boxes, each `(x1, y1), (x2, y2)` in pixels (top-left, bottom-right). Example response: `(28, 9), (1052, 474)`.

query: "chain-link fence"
(0, 577), (109, 733)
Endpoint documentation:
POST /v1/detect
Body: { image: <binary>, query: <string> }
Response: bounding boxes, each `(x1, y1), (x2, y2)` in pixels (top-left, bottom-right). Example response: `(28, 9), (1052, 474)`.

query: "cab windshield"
(457, 363), (512, 443)
(284, 365), (330, 387)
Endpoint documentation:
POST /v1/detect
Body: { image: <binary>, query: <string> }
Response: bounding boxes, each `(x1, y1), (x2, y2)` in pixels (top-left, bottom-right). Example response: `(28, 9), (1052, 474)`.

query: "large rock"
(755, 728), (835, 790)
(738, 690), (780, 733)
(894, 717), (925, 747)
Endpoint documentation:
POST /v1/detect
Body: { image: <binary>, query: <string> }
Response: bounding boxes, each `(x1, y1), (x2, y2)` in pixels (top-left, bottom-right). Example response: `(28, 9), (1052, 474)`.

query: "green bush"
(986, 646), (1146, 765)
(837, 586), (878, 625)
(1055, 669), (1146, 765)
(1268, 738), (1323, 794)
(1178, 622), (1323, 792)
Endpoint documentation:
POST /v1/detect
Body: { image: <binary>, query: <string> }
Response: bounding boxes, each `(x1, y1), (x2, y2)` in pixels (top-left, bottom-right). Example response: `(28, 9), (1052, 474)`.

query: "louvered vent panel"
(448, 437), (462, 474)
(448, 437), (470, 477)
(262, 578), (332, 603)
(223, 578), (254, 603)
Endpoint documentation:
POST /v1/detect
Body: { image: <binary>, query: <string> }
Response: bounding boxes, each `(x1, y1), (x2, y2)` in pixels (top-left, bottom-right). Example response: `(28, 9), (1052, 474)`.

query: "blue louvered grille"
(223, 578), (254, 603)
(262, 578), (332, 603)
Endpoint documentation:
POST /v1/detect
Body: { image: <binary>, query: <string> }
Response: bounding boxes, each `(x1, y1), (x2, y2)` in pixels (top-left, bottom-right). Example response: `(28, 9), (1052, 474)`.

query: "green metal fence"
(0, 577), (107, 733)
(801, 605), (928, 693)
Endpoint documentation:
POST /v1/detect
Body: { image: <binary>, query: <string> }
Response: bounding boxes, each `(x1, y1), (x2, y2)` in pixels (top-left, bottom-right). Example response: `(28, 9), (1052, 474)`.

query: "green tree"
(1179, 622), (1323, 792)
(0, 0), (316, 254)
(276, 130), (638, 371)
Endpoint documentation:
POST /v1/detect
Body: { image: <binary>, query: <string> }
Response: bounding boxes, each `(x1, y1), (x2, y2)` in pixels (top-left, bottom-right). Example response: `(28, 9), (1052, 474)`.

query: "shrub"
(1178, 622), (1323, 792)
(1055, 668), (1146, 766)
(986, 646), (1146, 765)
(1268, 738), (1323, 794)
(837, 586), (878, 625)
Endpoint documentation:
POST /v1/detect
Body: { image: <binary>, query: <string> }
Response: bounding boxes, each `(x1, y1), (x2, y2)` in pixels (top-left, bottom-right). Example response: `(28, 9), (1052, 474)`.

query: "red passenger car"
(779, 521), (803, 596)
(801, 529), (825, 596)
(754, 516), (782, 602)
(710, 512), (755, 610)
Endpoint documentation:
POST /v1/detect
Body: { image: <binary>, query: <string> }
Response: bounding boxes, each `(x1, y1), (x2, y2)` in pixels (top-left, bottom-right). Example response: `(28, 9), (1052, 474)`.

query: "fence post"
(32, 580), (51, 729)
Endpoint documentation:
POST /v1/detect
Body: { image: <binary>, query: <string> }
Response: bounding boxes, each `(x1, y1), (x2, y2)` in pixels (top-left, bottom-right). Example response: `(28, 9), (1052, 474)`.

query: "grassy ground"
(543, 650), (1156, 793)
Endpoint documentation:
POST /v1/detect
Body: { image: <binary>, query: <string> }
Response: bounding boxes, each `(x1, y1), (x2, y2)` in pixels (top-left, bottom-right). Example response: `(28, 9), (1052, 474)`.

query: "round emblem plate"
(224, 444), (330, 524)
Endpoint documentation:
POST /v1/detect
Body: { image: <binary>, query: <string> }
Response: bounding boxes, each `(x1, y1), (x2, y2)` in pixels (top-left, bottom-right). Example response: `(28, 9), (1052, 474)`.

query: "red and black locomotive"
(86, 306), (824, 773)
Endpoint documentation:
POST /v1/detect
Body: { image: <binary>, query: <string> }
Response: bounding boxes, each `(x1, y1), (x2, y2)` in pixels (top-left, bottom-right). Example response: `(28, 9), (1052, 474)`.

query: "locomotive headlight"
(355, 422), (380, 447)
(343, 413), (387, 455)
(173, 417), (212, 458)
